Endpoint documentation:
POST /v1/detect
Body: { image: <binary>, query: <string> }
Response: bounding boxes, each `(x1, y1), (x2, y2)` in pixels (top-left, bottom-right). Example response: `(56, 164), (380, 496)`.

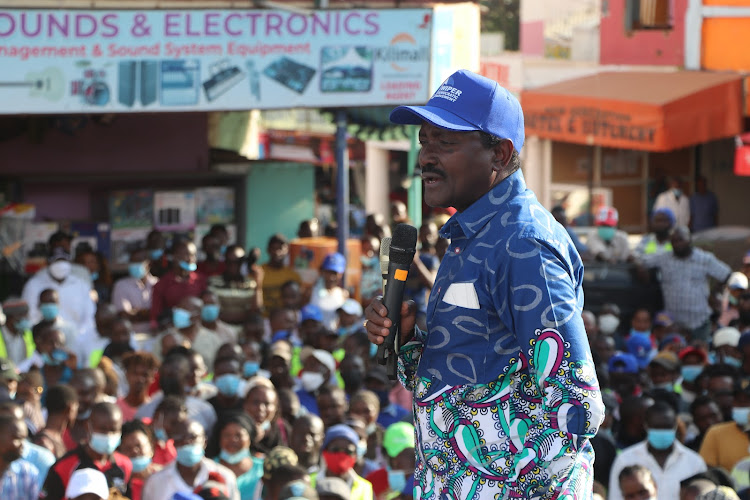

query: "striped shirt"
(0, 459), (40, 500)
(642, 248), (731, 328)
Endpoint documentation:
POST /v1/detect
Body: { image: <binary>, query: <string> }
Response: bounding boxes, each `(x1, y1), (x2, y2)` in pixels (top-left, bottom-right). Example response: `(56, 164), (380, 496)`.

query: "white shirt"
(142, 459), (239, 500)
(22, 270), (95, 339)
(17, 352), (44, 373)
(653, 190), (691, 227)
(586, 230), (632, 263)
(309, 282), (347, 330)
(608, 440), (706, 500)
(134, 393), (217, 435)
(111, 274), (157, 333)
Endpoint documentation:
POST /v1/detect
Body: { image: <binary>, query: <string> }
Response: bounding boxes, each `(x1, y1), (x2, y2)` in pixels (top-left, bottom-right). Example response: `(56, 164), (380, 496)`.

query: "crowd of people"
(0, 181), (745, 500)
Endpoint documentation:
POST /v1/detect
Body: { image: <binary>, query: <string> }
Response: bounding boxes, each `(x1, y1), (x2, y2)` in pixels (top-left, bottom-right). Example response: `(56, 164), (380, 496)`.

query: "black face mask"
(341, 371), (364, 392)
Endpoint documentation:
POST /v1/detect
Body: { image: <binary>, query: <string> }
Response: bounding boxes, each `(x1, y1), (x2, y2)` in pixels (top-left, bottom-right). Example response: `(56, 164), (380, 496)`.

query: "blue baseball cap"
(608, 352), (639, 374)
(300, 304), (323, 323)
(322, 424), (360, 449)
(389, 69), (525, 151)
(626, 335), (654, 369)
(321, 252), (346, 274)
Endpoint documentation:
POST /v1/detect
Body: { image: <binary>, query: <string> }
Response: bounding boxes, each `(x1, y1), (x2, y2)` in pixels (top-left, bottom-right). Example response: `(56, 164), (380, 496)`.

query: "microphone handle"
(376, 259), (411, 379)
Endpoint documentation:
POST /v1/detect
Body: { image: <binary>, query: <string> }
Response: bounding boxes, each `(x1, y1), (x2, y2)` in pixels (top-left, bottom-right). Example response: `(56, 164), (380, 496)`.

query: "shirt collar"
(439, 169), (527, 240)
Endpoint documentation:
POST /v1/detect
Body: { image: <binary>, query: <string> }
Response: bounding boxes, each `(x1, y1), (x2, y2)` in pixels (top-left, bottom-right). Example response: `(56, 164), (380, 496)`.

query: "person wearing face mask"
(41, 402), (132, 500)
(151, 395), (187, 465)
(200, 290), (238, 344)
(678, 347), (708, 406)
(0, 299), (35, 366)
(635, 208), (676, 258)
(296, 349), (337, 416)
(156, 296), (223, 372)
(209, 412), (264, 500)
(244, 378), (288, 455)
(654, 177), (690, 228)
(142, 419), (239, 500)
(626, 309), (657, 371)
(290, 414), (325, 474)
(0, 414), (40, 500)
(712, 327), (742, 369)
(365, 421), (415, 500)
(197, 234), (226, 278)
(647, 352), (682, 396)
(118, 420), (161, 500)
(685, 396), (722, 452)
(639, 226), (731, 343)
(598, 303), (623, 337)
(22, 247), (96, 342)
(150, 240), (207, 328)
(587, 207), (632, 264)
(36, 289), (80, 355)
(719, 272), (748, 327)
(618, 465), (658, 500)
(317, 424), (374, 500)
(700, 377), (750, 472)
(208, 357), (244, 420)
(609, 401), (706, 500)
(112, 248), (158, 335)
(18, 322), (75, 390)
(348, 390), (382, 465)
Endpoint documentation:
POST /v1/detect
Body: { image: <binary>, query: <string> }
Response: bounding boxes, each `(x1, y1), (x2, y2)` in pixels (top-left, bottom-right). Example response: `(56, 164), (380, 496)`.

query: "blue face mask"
(219, 448), (250, 465)
(681, 365), (703, 383)
(176, 443), (204, 467)
(90, 432), (121, 455)
(150, 249), (164, 260)
(388, 470), (407, 494)
(630, 329), (651, 338)
(647, 428), (676, 450)
(733, 407), (750, 427)
(39, 303), (59, 321)
(130, 455), (152, 473)
(14, 318), (31, 331)
(178, 260), (197, 273)
(356, 441), (367, 460)
(91, 271), (99, 282)
(172, 308), (192, 329)
(673, 188), (682, 197)
(597, 226), (616, 242)
(201, 304), (220, 322)
(215, 374), (241, 397)
(154, 428), (168, 442)
(128, 263), (147, 280)
(42, 348), (68, 366)
(220, 245), (228, 256)
(243, 361), (260, 378)
(725, 357), (742, 369)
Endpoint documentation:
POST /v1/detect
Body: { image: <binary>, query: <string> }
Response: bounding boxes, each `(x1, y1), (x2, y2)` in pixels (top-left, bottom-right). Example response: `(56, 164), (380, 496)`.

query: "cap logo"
(433, 84), (462, 103)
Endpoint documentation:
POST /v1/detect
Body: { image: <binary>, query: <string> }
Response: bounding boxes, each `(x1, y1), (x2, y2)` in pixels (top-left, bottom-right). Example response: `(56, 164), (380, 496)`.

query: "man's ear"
(492, 139), (514, 172)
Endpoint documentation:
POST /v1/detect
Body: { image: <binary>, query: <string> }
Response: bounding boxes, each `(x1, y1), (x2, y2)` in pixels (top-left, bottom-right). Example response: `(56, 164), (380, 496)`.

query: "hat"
(1, 298), (28, 317)
(263, 446), (298, 480)
(338, 299), (363, 317)
(279, 480), (319, 500)
(649, 351), (680, 371)
(658, 333), (686, 351)
(728, 272), (749, 290)
(383, 422), (415, 458)
(0, 358), (19, 381)
(322, 423), (360, 449)
(65, 468), (110, 500)
(300, 348), (336, 375)
(316, 477), (351, 500)
(193, 472), (231, 500)
(321, 252), (346, 274)
(595, 207), (619, 227)
(653, 311), (674, 327)
(389, 69), (525, 151)
(271, 330), (293, 344)
(652, 207), (676, 226)
(696, 486), (741, 500)
(48, 246), (71, 263)
(679, 346), (708, 364)
(714, 327), (742, 348)
(625, 334), (654, 369)
(364, 364), (390, 385)
(269, 341), (292, 362)
(608, 352), (639, 374)
(300, 304), (323, 323)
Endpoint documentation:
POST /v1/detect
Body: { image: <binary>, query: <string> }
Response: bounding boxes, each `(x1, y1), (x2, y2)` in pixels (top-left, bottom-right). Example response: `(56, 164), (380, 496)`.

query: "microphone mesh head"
(390, 224), (418, 265)
(379, 237), (391, 275)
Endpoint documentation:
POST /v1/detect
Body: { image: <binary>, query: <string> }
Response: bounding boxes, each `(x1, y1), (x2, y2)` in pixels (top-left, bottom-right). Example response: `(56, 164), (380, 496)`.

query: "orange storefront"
(521, 71), (744, 230)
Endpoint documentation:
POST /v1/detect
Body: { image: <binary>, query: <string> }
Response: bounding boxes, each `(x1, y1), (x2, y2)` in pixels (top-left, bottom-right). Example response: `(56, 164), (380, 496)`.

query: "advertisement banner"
(0, 8), (432, 114)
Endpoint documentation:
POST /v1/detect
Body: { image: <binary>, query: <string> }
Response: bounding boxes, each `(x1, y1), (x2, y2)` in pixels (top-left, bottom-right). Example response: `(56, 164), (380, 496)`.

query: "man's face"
(651, 212), (672, 235)
(418, 123), (500, 212)
(268, 241), (288, 265)
(648, 364), (677, 386)
(174, 244), (197, 266)
(89, 409), (121, 437)
(1, 420), (26, 463)
(321, 270), (341, 289)
(244, 386), (277, 424)
(37, 327), (65, 355)
(349, 399), (377, 426)
(202, 236), (221, 260)
(317, 392), (347, 428)
(693, 402), (722, 434)
(281, 284), (302, 309)
(73, 377), (99, 417)
(671, 232), (692, 258)
(631, 311), (652, 332)
(291, 417), (324, 459)
(225, 249), (244, 276)
(620, 472), (657, 500)
(126, 363), (154, 395)
(172, 420), (205, 450)
(707, 376), (734, 417)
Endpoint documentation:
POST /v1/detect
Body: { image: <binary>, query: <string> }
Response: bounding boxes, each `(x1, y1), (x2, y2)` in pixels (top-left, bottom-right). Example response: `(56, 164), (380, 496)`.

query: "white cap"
(728, 272), (749, 290)
(338, 298), (363, 317)
(714, 326), (742, 348)
(303, 348), (336, 375)
(65, 468), (110, 500)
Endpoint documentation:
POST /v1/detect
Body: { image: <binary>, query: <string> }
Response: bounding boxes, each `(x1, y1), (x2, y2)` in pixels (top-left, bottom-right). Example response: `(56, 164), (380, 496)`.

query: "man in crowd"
(197, 233), (225, 278)
(0, 298), (35, 365)
(635, 207), (675, 257)
(150, 241), (206, 327)
(112, 248), (157, 334)
(690, 176), (718, 233)
(0, 413), (39, 500)
(262, 234), (301, 313)
(157, 296), (222, 371)
(700, 378), (750, 472)
(290, 414), (325, 474)
(654, 177), (690, 227)
(618, 465), (658, 500)
(36, 290), (79, 355)
(207, 244), (262, 324)
(587, 206), (632, 263)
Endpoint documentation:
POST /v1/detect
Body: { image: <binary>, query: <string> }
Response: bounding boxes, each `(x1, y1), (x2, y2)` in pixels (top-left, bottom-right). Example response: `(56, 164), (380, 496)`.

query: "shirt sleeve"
(497, 237), (604, 498)
(705, 253), (731, 283)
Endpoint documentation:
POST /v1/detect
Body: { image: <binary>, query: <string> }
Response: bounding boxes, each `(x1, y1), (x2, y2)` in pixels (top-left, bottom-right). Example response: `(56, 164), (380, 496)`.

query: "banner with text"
(0, 9), (432, 114)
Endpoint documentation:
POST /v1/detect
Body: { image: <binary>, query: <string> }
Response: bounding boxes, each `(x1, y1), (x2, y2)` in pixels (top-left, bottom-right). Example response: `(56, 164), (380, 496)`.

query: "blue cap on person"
(321, 252), (346, 274)
(626, 335), (654, 369)
(300, 304), (323, 323)
(389, 69), (525, 151)
(608, 352), (639, 374)
(322, 424), (360, 449)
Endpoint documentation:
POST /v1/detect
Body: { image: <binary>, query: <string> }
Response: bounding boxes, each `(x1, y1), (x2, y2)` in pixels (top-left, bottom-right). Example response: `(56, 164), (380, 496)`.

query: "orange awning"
(521, 71), (744, 152)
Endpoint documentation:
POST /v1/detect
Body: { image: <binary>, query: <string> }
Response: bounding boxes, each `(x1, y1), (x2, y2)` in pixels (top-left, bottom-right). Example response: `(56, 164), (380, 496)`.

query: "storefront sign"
(0, 8), (433, 113)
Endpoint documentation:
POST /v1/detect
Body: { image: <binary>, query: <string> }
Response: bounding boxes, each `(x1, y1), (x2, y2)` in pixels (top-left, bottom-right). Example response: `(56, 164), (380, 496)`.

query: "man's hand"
(364, 296), (417, 347)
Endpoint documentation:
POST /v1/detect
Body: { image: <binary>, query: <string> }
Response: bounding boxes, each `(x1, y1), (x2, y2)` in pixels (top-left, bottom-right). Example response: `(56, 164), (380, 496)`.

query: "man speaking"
(364, 70), (604, 499)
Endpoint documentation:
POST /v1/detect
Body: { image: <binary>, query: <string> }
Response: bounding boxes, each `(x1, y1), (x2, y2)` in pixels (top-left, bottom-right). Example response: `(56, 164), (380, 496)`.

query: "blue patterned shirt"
(0, 459), (40, 500)
(398, 169), (604, 500)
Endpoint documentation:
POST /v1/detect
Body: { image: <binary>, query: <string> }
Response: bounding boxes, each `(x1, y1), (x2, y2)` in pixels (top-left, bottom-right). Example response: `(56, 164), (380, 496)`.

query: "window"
(625, 0), (672, 30)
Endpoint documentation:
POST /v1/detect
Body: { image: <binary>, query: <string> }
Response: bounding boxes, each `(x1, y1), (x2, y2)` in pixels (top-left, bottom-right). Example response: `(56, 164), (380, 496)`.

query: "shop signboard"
(0, 8), (436, 114)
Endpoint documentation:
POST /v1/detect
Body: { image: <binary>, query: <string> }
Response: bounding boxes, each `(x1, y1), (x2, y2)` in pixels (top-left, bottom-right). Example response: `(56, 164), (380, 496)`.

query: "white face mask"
(48, 261), (72, 281)
(598, 313), (620, 335)
(300, 372), (325, 392)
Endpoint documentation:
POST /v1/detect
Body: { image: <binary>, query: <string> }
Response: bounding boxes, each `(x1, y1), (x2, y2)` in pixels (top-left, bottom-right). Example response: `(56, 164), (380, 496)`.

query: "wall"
(600, 0), (687, 66)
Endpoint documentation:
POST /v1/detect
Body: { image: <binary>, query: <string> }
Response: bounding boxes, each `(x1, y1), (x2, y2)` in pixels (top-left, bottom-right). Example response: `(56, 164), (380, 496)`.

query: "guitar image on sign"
(0, 67), (65, 101)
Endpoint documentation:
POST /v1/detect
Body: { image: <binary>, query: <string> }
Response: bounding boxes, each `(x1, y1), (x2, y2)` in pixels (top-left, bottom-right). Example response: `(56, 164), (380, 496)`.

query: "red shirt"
(197, 260), (226, 278)
(41, 446), (132, 500)
(150, 270), (206, 323)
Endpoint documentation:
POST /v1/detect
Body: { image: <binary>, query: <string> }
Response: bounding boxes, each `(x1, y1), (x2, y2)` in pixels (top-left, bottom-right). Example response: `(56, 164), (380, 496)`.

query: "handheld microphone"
(379, 237), (391, 292)
(376, 224), (417, 379)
